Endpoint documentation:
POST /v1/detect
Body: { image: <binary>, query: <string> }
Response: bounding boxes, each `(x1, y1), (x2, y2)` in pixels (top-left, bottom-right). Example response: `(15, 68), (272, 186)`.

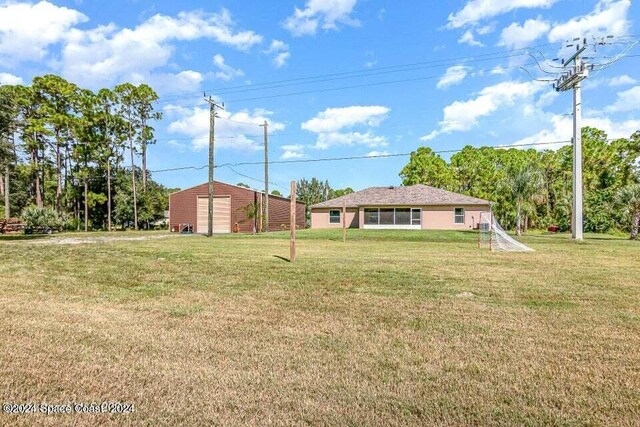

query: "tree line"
(0, 75), (172, 231)
(294, 127), (640, 239)
(399, 127), (640, 238)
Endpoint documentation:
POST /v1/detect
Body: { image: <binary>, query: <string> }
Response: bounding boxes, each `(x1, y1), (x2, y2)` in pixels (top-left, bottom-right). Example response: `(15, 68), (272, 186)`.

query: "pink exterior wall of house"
(311, 208), (359, 228)
(420, 205), (489, 230)
(311, 205), (490, 230)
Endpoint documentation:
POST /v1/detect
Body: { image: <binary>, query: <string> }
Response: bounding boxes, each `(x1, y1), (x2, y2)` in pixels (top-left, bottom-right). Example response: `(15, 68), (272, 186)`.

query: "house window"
(380, 208), (394, 225)
(329, 210), (341, 224)
(395, 208), (411, 225)
(411, 208), (421, 226)
(364, 208), (379, 225)
(454, 208), (465, 224)
(363, 208), (421, 226)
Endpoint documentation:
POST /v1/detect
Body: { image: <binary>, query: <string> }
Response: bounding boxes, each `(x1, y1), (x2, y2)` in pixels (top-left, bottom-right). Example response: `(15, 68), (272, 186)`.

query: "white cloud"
(302, 105), (390, 150)
(548, 0), (630, 42)
(166, 140), (188, 153)
(512, 113), (640, 149)
(476, 24), (496, 35)
(141, 70), (204, 94)
(314, 131), (387, 150)
(302, 105), (390, 133)
(281, 144), (305, 159)
(498, 18), (550, 49)
(448, 0), (557, 29)
(367, 150), (390, 157)
(0, 1), (87, 64)
(212, 54), (244, 81)
(60, 8), (261, 87)
(422, 81), (545, 140)
(458, 30), (484, 47)
(606, 85), (640, 112)
(437, 65), (471, 89)
(283, 0), (359, 37)
(0, 72), (23, 85)
(264, 40), (290, 68)
(491, 66), (507, 75)
(609, 75), (637, 86)
(166, 105), (285, 152)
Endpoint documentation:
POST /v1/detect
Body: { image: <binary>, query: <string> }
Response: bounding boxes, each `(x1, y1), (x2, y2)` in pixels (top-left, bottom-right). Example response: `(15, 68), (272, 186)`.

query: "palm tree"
(616, 184), (640, 240)
(502, 163), (544, 236)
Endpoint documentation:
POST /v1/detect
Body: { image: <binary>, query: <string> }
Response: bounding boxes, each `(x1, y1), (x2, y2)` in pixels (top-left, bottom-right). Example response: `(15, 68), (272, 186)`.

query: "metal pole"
(572, 59), (584, 241)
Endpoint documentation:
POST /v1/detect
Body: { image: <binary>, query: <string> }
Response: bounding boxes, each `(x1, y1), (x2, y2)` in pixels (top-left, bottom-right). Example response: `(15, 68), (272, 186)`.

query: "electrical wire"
(149, 140), (572, 174)
(220, 165), (288, 191)
(155, 42), (563, 103)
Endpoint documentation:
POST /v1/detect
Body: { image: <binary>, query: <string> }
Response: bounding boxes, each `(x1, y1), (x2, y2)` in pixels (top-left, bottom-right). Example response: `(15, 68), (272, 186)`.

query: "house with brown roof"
(310, 184), (491, 230)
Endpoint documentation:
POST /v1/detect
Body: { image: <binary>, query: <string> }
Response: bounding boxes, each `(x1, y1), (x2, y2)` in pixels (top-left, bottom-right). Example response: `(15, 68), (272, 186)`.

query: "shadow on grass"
(273, 255), (291, 263)
(0, 234), (50, 242)
(524, 233), (631, 242)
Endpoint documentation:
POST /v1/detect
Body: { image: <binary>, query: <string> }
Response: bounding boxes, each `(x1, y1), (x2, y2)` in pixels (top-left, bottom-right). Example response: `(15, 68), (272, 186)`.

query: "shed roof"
(310, 185), (490, 209)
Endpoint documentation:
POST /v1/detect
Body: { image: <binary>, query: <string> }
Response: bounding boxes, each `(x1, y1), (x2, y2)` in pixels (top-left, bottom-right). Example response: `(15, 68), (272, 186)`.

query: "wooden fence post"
(342, 199), (346, 243)
(290, 181), (296, 262)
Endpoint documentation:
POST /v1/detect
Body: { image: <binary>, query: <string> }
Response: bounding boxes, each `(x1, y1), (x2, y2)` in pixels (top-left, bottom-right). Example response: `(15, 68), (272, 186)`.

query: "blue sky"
(1, 0), (639, 193)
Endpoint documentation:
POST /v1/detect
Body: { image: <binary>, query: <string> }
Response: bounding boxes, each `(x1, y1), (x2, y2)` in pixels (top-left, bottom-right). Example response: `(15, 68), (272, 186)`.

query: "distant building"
(310, 185), (490, 230)
(169, 181), (305, 233)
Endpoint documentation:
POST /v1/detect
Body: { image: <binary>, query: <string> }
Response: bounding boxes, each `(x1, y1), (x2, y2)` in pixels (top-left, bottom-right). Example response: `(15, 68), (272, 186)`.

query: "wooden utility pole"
(342, 199), (346, 243)
(84, 178), (88, 232)
(4, 165), (9, 219)
(290, 181), (296, 262)
(104, 100), (112, 231)
(205, 95), (224, 237)
(260, 120), (269, 233)
(257, 194), (263, 234)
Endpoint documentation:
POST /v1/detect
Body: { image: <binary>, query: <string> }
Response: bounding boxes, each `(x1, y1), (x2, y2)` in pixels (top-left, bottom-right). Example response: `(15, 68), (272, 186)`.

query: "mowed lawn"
(0, 230), (639, 426)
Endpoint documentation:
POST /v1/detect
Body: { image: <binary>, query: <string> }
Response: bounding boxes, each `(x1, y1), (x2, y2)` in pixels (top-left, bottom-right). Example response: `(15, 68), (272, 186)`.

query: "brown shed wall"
(169, 181), (305, 233)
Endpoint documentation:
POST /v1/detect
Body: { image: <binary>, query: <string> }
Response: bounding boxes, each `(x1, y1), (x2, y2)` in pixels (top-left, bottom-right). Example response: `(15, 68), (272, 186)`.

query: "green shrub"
(21, 206), (63, 229)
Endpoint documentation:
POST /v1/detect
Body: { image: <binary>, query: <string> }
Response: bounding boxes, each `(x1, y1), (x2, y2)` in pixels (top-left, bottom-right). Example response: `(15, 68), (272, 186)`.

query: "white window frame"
(454, 207), (465, 224)
(329, 210), (341, 224)
(411, 208), (422, 226)
(362, 207), (422, 229)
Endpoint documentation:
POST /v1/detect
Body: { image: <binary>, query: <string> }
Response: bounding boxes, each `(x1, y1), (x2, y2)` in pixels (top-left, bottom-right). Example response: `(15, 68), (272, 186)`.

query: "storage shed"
(169, 181), (305, 234)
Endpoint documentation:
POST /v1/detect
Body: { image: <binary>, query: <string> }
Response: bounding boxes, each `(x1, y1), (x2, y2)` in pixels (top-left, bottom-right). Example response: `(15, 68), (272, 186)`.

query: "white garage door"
(196, 196), (231, 234)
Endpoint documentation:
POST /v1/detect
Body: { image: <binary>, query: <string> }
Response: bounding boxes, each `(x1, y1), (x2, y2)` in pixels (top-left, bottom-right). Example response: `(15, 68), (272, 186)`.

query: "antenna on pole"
(204, 93), (224, 238)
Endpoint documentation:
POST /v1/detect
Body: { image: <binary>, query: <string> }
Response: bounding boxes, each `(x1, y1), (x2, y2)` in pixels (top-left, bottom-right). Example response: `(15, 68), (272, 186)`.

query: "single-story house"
(310, 184), (491, 230)
(169, 181), (305, 234)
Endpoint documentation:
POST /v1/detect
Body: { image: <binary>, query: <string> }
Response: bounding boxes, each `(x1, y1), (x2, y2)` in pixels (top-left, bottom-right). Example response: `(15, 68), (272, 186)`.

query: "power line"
(155, 42), (562, 102)
(149, 140), (572, 174)
(155, 36), (638, 104)
(221, 164), (288, 191)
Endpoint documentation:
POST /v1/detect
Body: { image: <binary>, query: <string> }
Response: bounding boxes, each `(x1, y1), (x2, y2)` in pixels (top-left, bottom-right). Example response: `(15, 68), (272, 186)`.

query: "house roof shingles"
(310, 185), (491, 209)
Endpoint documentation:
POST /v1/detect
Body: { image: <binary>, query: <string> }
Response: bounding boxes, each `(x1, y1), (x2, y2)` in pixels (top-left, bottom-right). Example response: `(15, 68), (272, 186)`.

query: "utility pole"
(260, 121), (269, 233)
(4, 165), (9, 219)
(554, 38), (589, 241)
(290, 180), (296, 262)
(204, 95), (224, 238)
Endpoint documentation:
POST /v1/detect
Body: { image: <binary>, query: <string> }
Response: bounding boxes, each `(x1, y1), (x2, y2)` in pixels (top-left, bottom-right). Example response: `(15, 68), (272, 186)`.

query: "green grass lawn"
(1, 230), (639, 426)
